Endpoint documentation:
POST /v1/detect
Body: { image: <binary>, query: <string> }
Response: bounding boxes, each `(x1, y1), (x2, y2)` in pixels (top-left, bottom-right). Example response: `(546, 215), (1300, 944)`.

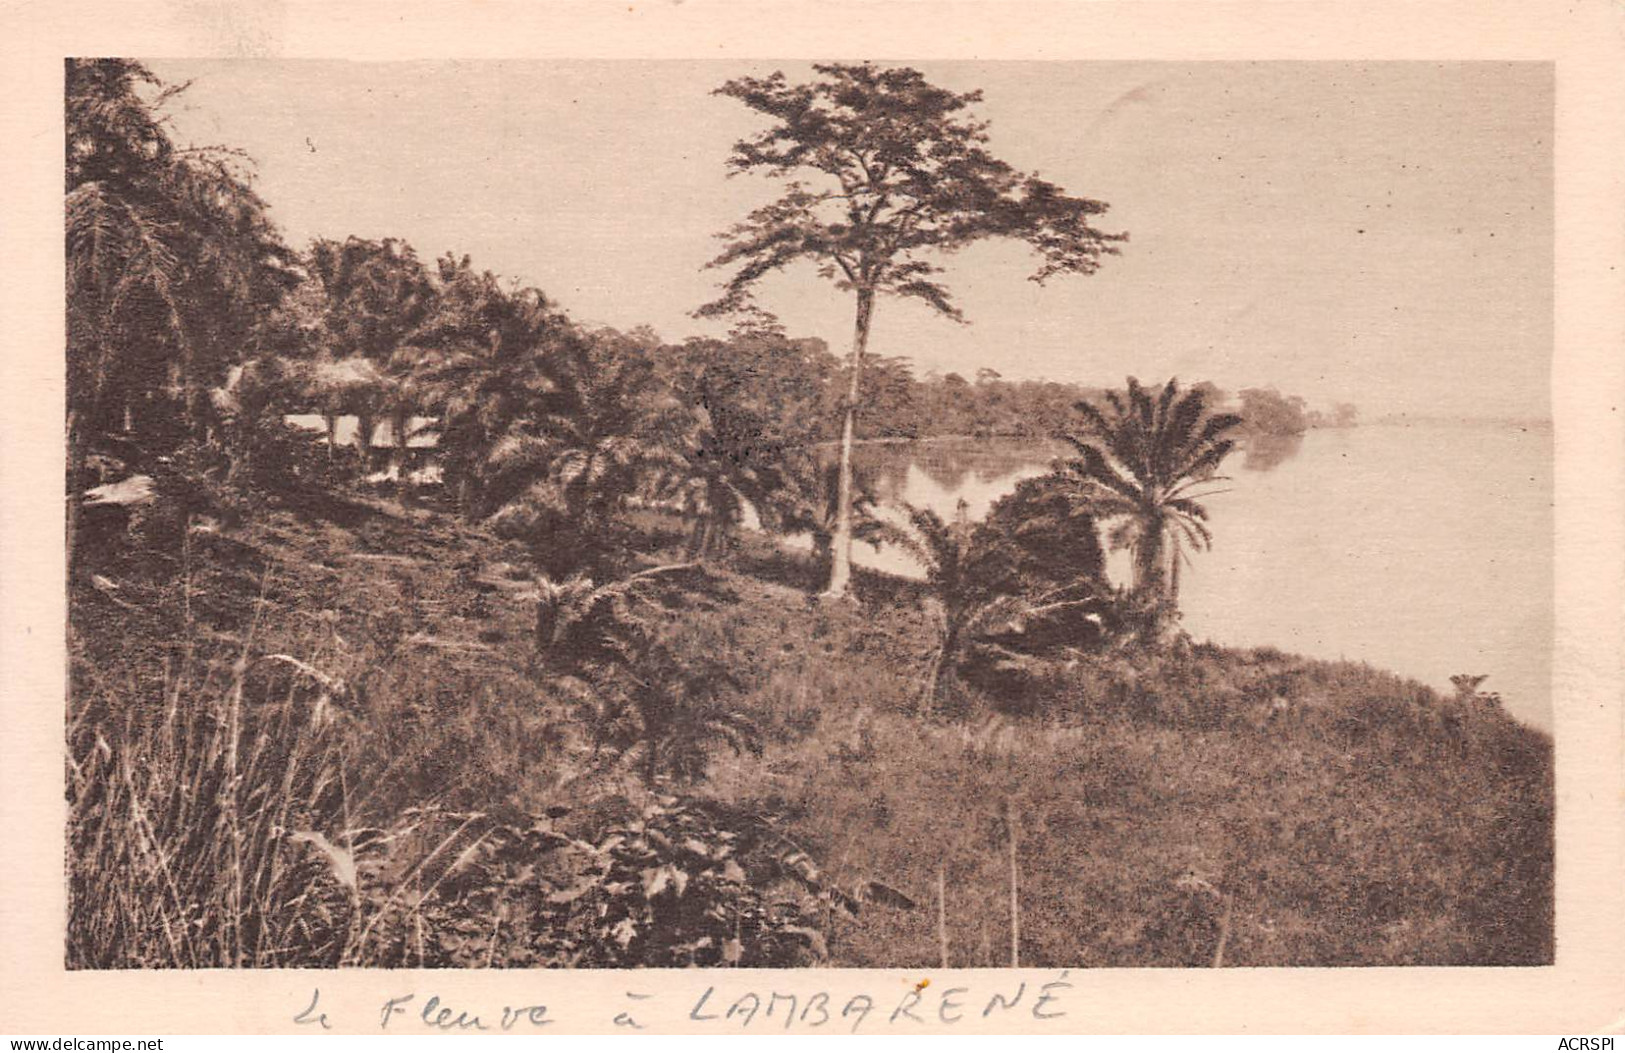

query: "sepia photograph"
(57, 54), (1564, 976)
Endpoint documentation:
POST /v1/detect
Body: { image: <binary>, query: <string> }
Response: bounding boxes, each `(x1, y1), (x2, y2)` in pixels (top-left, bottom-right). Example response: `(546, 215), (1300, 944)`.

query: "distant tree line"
(832, 368), (1355, 442)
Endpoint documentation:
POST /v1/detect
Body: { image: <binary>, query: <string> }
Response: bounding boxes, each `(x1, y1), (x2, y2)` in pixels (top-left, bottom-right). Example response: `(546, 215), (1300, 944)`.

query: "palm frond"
(1061, 442), (1140, 504)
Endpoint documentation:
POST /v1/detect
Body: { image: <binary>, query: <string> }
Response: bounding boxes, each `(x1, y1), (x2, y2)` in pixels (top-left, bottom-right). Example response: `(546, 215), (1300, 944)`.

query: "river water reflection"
(826, 425), (1554, 730)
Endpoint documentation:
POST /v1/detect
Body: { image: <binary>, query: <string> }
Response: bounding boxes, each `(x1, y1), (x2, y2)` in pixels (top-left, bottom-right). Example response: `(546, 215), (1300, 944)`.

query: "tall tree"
(66, 59), (296, 569)
(699, 62), (1126, 598)
(786, 460), (888, 587)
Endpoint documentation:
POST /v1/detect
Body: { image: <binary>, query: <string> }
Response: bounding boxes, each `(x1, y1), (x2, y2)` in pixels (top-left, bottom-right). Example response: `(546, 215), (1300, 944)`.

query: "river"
(823, 424), (1554, 731)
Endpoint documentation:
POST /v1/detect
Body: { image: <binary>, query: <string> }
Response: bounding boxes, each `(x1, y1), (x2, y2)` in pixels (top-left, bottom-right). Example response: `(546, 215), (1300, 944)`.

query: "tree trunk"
(821, 286), (875, 600)
(66, 408), (83, 580)
(1133, 513), (1177, 646)
(926, 618), (960, 711)
(324, 413), (339, 462)
(1133, 513), (1166, 597)
(389, 407), (410, 478)
(356, 412), (375, 476)
(686, 515), (711, 561)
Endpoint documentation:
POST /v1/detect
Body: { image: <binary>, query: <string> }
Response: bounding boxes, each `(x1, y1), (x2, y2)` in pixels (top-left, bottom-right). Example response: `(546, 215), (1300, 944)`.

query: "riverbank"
(67, 492), (1553, 967)
(819, 425), (1554, 731)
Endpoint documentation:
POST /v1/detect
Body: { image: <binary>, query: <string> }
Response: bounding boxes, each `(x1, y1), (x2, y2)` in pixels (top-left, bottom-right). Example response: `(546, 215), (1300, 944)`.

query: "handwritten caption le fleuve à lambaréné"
(293, 972), (1076, 1033)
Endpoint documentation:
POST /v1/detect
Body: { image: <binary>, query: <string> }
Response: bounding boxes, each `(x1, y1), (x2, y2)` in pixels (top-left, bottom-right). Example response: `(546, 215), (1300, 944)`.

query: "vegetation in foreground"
(69, 488), (1551, 968)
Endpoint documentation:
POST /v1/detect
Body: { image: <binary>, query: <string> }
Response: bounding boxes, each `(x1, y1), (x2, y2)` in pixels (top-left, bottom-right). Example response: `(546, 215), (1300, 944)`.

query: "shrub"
(364, 797), (829, 968)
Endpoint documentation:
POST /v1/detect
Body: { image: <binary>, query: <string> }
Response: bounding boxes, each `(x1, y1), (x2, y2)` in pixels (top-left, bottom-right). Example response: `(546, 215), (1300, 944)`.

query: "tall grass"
(64, 547), (503, 968)
(64, 529), (841, 968)
(67, 623), (358, 967)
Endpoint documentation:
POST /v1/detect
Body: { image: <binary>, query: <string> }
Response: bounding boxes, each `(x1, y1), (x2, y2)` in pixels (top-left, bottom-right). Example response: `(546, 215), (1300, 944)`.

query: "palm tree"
(397, 269), (684, 574)
(890, 502), (977, 708)
(1062, 377), (1241, 612)
(526, 349), (685, 526)
(66, 170), (187, 490)
(479, 330), (690, 574)
(530, 566), (756, 783)
(616, 644), (762, 785)
(390, 256), (575, 515)
(656, 386), (812, 561)
(304, 238), (437, 370)
(886, 502), (1025, 710)
(65, 60), (185, 447)
(895, 503), (1125, 710)
(532, 562), (701, 677)
(66, 60), (297, 569)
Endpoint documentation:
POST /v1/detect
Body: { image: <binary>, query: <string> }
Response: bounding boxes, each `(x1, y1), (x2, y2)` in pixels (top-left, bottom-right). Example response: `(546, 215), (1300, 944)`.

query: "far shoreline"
(803, 416), (1551, 451)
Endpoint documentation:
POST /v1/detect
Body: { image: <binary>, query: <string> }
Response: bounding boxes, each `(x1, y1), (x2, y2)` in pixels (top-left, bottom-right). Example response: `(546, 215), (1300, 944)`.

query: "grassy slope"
(70, 493), (1553, 967)
(72, 492), (568, 821)
(668, 554), (1554, 968)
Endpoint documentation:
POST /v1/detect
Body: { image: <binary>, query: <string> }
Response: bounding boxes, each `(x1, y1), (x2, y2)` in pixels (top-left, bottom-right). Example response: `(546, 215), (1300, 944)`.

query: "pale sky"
(150, 60), (1553, 421)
